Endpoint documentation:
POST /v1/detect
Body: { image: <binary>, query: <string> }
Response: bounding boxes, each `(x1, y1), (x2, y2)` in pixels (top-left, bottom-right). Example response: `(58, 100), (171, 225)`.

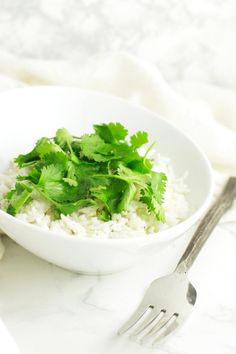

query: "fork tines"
(118, 305), (179, 346)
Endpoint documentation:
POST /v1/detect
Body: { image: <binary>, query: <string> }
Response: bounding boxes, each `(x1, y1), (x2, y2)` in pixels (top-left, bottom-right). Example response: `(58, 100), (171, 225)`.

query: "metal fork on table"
(118, 177), (236, 346)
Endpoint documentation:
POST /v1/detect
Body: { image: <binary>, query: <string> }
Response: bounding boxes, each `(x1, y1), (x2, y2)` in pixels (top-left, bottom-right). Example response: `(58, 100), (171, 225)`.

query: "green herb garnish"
(5, 122), (167, 222)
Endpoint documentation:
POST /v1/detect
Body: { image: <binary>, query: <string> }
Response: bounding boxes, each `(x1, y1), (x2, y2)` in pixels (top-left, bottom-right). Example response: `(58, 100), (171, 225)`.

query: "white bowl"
(0, 87), (213, 274)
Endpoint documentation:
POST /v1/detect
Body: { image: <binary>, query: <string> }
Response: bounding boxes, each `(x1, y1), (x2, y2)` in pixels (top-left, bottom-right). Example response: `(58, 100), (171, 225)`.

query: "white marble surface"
(1, 224), (236, 354)
(0, 1), (236, 353)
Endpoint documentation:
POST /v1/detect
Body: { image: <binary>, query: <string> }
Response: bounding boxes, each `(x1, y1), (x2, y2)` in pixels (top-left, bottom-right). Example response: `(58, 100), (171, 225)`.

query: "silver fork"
(118, 177), (236, 346)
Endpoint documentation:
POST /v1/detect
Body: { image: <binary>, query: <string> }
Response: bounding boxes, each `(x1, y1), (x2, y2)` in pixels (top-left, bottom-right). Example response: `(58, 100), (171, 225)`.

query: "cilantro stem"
(143, 141), (156, 160)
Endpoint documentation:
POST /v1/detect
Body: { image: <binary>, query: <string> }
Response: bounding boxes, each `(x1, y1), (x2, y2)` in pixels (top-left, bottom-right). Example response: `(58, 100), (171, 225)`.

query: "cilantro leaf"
(38, 164), (63, 185)
(37, 164), (79, 203)
(63, 161), (77, 186)
(127, 159), (151, 174)
(36, 138), (63, 157)
(130, 131), (148, 148)
(94, 122), (128, 143)
(74, 161), (104, 177)
(90, 176), (134, 215)
(15, 138), (63, 167)
(55, 128), (73, 153)
(57, 199), (95, 215)
(150, 172), (167, 204)
(117, 163), (149, 188)
(43, 151), (68, 168)
(107, 122), (128, 140)
(15, 149), (39, 167)
(17, 167), (41, 184)
(6, 122), (168, 224)
(140, 172), (167, 222)
(62, 178), (77, 187)
(6, 182), (32, 216)
(140, 186), (166, 222)
(93, 124), (115, 144)
(80, 134), (113, 162)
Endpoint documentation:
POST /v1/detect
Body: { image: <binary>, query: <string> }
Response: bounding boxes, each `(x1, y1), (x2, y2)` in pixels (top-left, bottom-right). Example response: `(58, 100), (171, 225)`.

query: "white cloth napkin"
(0, 51), (235, 260)
(0, 51), (235, 170)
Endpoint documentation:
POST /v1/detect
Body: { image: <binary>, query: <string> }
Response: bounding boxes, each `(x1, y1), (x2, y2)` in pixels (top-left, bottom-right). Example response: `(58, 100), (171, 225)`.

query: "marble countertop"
(0, 1), (236, 353)
(1, 223), (236, 354)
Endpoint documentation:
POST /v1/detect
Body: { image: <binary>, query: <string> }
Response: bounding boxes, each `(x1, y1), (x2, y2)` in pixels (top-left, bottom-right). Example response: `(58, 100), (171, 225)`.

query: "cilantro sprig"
(5, 123), (167, 222)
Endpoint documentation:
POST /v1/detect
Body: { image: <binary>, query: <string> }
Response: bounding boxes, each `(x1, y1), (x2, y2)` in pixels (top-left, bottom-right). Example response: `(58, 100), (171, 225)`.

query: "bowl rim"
(0, 86), (214, 246)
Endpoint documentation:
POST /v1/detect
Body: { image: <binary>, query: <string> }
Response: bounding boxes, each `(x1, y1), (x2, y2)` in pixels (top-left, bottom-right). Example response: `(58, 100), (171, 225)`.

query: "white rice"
(0, 154), (189, 239)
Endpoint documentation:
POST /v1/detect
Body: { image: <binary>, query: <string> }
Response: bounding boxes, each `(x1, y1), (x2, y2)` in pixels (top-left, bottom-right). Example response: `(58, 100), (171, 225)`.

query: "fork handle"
(175, 177), (236, 273)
